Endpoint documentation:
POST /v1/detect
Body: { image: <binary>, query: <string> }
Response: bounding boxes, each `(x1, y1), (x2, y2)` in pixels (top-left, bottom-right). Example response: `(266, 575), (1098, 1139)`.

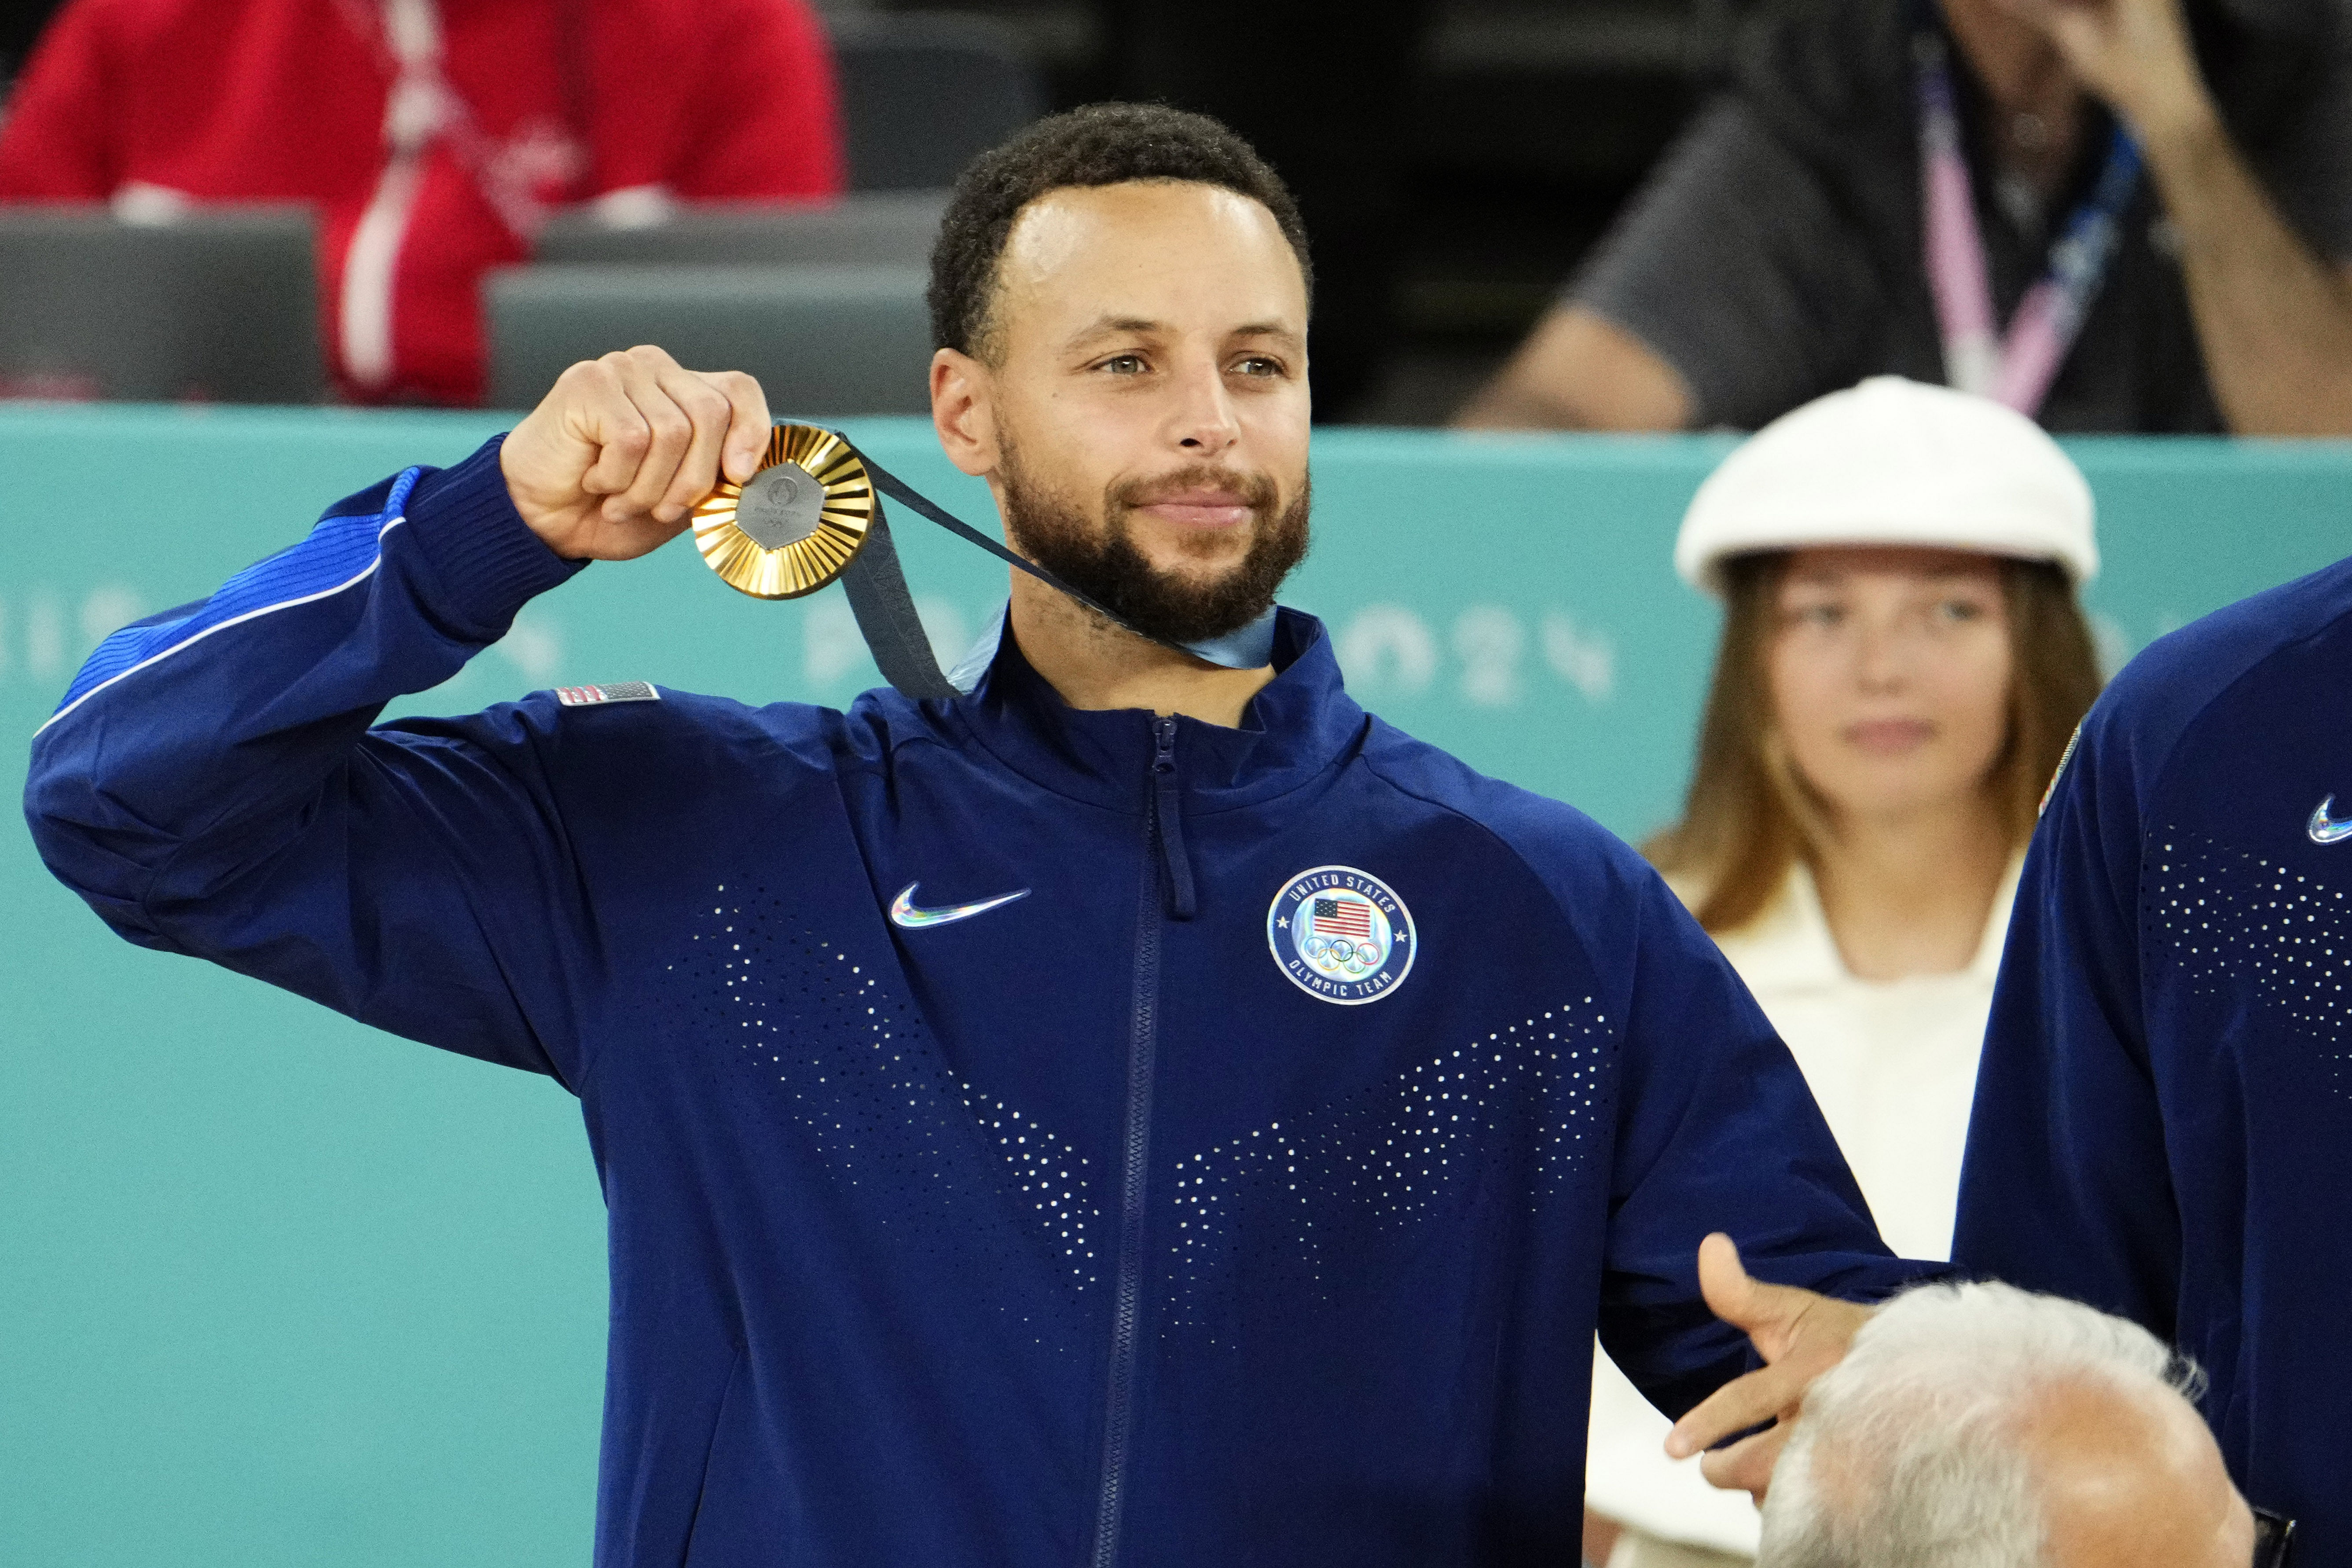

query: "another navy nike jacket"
(1956, 553), (2352, 1554)
(26, 438), (1918, 1567)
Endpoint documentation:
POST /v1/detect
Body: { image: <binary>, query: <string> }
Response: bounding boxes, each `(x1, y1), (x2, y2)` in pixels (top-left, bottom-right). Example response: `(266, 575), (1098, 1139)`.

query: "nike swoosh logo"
(888, 881), (1030, 929)
(2311, 796), (2352, 845)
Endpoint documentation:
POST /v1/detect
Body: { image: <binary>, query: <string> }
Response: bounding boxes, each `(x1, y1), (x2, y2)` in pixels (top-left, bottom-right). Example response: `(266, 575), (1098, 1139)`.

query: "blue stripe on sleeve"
(44, 468), (424, 727)
(66, 615), (197, 698)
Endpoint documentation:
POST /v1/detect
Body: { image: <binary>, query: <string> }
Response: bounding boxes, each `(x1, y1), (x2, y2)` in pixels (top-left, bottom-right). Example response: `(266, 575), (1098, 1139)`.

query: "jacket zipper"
(1088, 717), (1186, 1568)
(1150, 716), (1197, 920)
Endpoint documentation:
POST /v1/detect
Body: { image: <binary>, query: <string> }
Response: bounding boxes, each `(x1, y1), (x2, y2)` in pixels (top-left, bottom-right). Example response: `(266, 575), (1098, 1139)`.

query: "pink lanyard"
(1916, 30), (2143, 416)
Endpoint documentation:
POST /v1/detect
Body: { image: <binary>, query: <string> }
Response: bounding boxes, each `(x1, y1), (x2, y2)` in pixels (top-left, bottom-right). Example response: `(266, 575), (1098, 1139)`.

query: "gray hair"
(1754, 1281), (2204, 1568)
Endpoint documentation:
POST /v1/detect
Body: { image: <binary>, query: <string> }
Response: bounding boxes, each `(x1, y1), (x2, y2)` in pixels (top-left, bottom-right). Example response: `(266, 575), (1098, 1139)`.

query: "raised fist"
(500, 345), (773, 561)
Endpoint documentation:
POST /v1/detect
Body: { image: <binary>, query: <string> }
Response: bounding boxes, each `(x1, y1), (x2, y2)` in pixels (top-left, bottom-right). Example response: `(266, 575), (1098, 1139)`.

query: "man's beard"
(999, 448), (1310, 647)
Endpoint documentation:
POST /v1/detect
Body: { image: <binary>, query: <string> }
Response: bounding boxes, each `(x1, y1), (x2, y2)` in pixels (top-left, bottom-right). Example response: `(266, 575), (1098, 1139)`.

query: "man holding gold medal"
(27, 106), (1925, 1564)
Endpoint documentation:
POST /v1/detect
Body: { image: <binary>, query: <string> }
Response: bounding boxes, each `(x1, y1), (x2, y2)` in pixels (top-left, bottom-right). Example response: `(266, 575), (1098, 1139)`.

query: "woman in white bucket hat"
(1583, 377), (2103, 1568)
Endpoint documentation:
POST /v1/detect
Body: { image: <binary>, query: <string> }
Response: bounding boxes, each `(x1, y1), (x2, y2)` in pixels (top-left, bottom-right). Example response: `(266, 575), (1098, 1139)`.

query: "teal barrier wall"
(1, 404), (2345, 1566)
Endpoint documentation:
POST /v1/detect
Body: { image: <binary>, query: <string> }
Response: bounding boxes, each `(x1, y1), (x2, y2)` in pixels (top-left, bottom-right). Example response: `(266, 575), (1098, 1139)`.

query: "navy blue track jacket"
(26, 438), (1917, 1567)
(1956, 553), (2352, 1553)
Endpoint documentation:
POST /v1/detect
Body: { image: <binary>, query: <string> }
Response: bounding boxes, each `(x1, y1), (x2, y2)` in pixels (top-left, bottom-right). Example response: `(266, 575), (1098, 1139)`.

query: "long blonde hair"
(1645, 552), (2102, 935)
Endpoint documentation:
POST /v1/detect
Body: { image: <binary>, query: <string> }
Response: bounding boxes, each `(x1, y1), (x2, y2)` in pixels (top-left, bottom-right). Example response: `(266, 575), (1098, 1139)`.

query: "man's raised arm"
(24, 348), (768, 1084)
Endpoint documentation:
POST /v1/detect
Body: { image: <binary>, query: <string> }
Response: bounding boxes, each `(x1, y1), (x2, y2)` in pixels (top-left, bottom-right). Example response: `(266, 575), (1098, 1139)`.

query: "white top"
(1584, 856), (2022, 1554)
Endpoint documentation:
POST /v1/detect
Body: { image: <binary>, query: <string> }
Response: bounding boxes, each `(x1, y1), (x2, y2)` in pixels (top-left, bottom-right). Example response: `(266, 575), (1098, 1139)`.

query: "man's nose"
(1167, 357), (1241, 454)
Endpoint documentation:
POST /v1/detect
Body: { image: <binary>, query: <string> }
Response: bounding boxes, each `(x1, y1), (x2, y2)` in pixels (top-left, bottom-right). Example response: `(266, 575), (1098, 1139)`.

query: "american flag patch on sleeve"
(555, 682), (660, 707)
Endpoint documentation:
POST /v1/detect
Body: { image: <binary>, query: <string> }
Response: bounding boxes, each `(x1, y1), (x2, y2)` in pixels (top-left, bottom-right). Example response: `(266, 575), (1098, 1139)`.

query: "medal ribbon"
(1915, 29), (2142, 416)
(833, 441), (1277, 700)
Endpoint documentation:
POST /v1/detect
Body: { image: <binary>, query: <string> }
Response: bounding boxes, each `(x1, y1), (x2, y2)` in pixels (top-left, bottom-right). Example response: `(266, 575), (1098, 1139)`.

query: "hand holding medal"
(500, 346), (774, 562)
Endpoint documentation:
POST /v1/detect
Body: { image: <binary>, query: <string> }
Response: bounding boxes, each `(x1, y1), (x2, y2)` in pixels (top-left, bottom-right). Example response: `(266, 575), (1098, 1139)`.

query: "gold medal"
(689, 424), (874, 599)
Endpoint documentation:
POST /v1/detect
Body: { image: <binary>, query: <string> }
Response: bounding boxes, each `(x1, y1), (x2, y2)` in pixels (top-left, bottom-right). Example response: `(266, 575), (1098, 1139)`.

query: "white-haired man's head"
(1756, 1281), (2252, 1568)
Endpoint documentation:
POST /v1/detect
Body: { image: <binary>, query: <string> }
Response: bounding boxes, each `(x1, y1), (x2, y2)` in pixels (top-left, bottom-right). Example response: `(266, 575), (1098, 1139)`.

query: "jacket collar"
(936, 606), (1366, 813)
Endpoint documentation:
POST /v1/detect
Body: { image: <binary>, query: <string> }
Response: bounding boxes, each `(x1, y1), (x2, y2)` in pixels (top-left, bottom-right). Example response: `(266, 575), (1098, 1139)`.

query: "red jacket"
(0, 0), (844, 404)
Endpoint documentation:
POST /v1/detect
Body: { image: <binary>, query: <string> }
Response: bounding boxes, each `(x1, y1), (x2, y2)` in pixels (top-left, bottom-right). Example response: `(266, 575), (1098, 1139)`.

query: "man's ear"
(931, 348), (999, 478)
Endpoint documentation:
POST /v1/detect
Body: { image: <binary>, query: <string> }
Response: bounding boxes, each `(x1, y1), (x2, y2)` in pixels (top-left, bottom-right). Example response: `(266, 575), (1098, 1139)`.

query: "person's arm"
(1951, 702), (2183, 1333)
(1453, 307), (1694, 431)
(1598, 870), (1923, 1495)
(1453, 98), (1882, 433)
(0, 0), (120, 197)
(671, 0), (845, 199)
(23, 347), (771, 1084)
(2027, 0), (2352, 434)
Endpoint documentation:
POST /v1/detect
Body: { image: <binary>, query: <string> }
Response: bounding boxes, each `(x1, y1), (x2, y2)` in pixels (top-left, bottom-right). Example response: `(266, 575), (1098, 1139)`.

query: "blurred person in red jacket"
(0, 0), (844, 404)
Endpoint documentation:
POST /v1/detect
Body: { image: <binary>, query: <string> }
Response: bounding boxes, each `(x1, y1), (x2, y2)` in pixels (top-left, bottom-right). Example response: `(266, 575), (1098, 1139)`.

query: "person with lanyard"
(1457, 0), (2352, 437)
(1580, 378), (2104, 1568)
(26, 105), (1928, 1566)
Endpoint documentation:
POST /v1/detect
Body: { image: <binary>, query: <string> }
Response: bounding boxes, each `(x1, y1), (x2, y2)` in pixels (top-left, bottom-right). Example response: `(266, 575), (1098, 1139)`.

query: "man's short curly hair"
(927, 102), (1314, 362)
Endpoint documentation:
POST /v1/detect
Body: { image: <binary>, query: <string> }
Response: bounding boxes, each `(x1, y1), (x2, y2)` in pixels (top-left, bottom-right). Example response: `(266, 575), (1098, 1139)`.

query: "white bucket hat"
(1674, 376), (2099, 593)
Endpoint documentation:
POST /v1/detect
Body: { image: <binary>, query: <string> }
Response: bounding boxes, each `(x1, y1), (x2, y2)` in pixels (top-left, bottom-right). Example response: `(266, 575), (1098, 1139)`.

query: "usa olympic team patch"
(1267, 865), (1416, 1005)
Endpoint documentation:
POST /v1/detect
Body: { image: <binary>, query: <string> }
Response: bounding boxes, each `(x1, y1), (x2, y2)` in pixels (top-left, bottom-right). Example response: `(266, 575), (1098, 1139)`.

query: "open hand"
(1662, 1233), (1873, 1502)
(500, 345), (773, 561)
(2000, 0), (2213, 143)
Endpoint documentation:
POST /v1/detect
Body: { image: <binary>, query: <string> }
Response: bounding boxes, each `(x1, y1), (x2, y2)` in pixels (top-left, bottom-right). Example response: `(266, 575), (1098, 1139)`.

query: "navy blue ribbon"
(835, 437), (1277, 699)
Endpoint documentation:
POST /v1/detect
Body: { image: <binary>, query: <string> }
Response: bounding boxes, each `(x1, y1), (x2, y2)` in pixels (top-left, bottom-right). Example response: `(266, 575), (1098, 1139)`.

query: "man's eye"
(1935, 598), (1987, 622)
(1232, 356), (1282, 377)
(1099, 354), (1147, 375)
(1789, 603), (1843, 628)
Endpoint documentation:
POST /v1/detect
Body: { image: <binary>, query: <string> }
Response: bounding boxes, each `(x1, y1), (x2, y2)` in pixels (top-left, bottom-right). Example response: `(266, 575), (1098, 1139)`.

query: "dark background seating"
(830, 11), (1046, 189)
(0, 0), (1723, 421)
(532, 191), (948, 268)
(0, 205), (323, 403)
(484, 262), (934, 413)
